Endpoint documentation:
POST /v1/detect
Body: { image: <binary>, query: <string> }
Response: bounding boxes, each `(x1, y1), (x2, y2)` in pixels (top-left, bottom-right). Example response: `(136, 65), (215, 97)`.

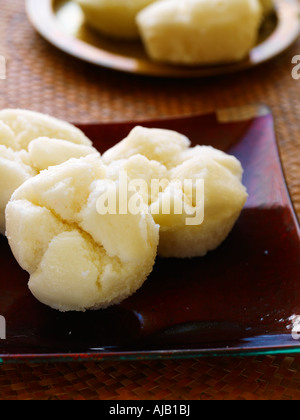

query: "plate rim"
(2, 342), (300, 364)
(1, 104), (300, 363)
(25, 0), (300, 78)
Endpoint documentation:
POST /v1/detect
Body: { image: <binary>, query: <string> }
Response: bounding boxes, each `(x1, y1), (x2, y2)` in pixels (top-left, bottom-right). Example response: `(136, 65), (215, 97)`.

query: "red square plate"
(1, 104), (300, 363)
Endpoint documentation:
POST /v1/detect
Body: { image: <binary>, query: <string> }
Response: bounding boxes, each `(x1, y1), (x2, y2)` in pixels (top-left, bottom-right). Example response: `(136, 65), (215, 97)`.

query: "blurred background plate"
(26, 0), (300, 78)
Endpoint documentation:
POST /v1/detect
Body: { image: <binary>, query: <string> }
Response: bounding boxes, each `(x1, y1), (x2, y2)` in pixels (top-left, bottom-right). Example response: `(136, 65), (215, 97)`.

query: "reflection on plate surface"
(26, 0), (300, 77)
(1, 104), (300, 363)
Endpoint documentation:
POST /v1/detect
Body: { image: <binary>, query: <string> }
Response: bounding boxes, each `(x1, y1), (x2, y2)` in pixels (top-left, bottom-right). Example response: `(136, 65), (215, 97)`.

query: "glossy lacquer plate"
(0, 105), (300, 363)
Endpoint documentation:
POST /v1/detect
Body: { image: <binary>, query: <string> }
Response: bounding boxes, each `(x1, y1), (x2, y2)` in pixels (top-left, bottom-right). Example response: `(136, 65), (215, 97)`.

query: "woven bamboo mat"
(0, 0), (300, 400)
(0, 356), (300, 400)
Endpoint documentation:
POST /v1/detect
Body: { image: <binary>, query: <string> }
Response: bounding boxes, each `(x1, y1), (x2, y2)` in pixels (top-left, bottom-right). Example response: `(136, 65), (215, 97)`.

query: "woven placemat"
(0, 356), (299, 400)
(0, 0), (300, 400)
